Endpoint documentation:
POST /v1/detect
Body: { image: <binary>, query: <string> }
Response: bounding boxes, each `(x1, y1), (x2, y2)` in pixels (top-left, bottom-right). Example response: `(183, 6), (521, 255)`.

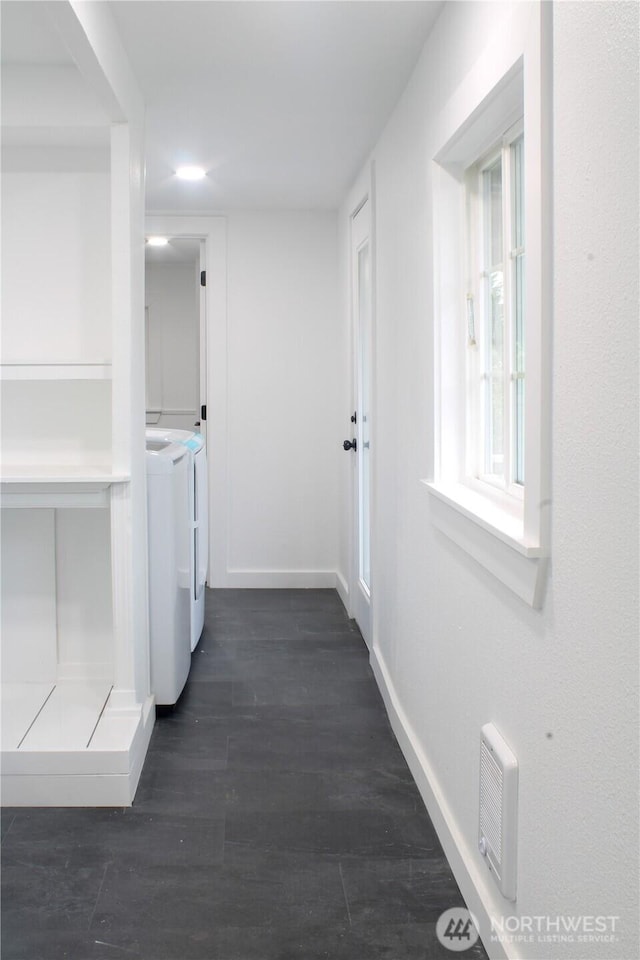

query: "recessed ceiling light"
(147, 236), (169, 247)
(176, 165), (207, 181)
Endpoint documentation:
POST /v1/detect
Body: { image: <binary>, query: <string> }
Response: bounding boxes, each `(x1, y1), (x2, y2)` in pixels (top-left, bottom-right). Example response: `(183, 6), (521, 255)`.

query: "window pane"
(512, 135), (525, 485)
(483, 157), (505, 479)
(485, 268), (504, 477)
(514, 376), (525, 486)
(511, 136), (524, 249)
(487, 159), (503, 267)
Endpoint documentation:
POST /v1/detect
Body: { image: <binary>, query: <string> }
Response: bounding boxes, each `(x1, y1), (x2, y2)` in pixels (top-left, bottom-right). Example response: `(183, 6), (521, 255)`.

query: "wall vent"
(479, 722), (518, 900)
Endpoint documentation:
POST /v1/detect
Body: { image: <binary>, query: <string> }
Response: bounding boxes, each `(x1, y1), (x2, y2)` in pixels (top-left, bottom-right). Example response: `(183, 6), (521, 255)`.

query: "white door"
(348, 199), (373, 648)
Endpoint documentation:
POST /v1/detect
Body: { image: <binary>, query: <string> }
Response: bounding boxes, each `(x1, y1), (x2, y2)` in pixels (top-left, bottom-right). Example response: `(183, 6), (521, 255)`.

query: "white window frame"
(466, 119), (525, 502)
(424, 6), (552, 608)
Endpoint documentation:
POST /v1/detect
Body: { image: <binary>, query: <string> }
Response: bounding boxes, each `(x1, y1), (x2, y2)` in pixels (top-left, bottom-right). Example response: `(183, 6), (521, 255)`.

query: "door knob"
(343, 439), (357, 451)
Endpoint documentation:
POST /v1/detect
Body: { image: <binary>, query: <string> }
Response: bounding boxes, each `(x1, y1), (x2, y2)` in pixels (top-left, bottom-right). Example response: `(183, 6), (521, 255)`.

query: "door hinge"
(201, 404), (207, 421)
(200, 270), (206, 287)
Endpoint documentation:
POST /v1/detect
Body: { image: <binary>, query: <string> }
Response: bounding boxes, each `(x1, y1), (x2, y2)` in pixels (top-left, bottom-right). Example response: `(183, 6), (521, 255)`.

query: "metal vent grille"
(478, 723), (518, 900)
(480, 739), (503, 860)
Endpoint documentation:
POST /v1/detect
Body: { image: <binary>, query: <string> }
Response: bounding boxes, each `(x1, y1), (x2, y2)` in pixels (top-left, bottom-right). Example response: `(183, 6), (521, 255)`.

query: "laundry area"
(1, 3), (638, 960)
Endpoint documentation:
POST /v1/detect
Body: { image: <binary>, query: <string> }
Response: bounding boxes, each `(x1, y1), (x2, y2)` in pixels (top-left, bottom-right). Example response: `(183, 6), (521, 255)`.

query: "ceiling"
(0, 1), (72, 65)
(111, 1), (443, 211)
(1, 1), (443, 211)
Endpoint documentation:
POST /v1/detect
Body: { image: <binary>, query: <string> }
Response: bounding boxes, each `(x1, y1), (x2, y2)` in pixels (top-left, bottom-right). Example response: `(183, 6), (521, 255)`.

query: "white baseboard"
(221, 570), (340, 589)
(128, 694), (155, 802)
(370, 645), (514, 960)
(1, 773), (136, 807)
(335, 570), (350, 613)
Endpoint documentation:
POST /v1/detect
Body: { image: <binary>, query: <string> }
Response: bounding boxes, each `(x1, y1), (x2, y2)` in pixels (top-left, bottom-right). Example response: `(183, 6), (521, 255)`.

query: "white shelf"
(1, 682), (54, 751)
(0, 465), (127, 483)
(19, 679), (113, 752)
(0, 681), (155, 805)
(1, 362), (112, 381)
(0, 469), (130, 508)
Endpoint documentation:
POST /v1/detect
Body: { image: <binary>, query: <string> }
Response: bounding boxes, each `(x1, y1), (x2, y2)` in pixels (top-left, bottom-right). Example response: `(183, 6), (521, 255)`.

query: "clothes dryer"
(145, 437), (191, 704)
(145, 428), (208, 651)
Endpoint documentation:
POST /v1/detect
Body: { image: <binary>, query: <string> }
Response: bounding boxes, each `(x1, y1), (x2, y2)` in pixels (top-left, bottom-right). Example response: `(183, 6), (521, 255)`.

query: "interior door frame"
(145, 215), (227, 588)
(346, 166), (376, 650)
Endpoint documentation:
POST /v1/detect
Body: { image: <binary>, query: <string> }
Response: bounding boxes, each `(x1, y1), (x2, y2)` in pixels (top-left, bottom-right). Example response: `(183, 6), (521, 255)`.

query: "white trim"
(0, 475), (129, 509)
(426, 484), (548, 609)
(220, 570), (341, 590)
(370, 645), (515, 960)
(1, 774), (135, 808)
(424, 482), (543, 557)
(110, 481), (137, 696)
(335, 570), (350, 612)
(0, 363), (111, 381)
(48, 1), (144, 124)
(429, 6), (551, 607)
(0, 492), (109, 509)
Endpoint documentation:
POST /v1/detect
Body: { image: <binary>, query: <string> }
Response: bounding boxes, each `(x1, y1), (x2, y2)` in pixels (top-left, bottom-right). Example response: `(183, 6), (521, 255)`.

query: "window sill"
(422, 480), (548, 607)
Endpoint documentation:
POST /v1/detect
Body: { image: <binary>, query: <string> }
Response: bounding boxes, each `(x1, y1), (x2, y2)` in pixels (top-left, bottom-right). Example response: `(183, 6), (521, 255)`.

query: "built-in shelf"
(0, 362), (112, 381)
(1, 682), (54, 753)
(0, 7), (152, 810)
(0, 465), (127, 483)
(0, 469), (130, 508)
(0, 679), (128, 773)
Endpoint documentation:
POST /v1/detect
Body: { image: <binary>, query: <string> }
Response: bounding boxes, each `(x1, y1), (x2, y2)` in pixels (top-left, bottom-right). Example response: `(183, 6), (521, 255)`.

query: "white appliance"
(145, 428), (208, 651)
(146, 437), (191, 705)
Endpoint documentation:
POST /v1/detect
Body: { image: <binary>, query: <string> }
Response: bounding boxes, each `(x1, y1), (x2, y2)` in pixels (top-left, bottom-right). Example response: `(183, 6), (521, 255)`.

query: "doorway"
(144, 237), (206, 434)
(144, 215), (227, 588)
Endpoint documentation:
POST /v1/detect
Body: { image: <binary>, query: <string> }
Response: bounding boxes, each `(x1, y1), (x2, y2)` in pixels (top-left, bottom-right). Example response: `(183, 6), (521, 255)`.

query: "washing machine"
(145, 428), (208, 652)
(145, 436), (191, 705)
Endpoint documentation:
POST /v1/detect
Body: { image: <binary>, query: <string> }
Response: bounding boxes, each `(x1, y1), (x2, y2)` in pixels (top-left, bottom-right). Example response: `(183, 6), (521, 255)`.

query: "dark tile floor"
(1, 589), (487, 960)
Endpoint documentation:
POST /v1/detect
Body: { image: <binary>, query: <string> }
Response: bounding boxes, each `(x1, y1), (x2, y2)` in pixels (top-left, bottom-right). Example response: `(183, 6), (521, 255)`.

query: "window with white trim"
(466, 121), (525, 498)
(425, 32), (551, 608)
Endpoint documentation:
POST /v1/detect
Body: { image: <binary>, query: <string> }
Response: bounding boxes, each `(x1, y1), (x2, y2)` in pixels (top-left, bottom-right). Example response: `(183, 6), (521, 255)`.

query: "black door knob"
(343, 439), (357, 451)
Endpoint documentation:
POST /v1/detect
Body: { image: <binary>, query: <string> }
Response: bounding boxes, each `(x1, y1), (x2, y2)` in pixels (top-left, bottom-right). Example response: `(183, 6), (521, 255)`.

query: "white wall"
(224, 212), (341, 586)
(339, 3), (639, 958)
(144, 260), (199, 430)
(1, 170), (111, 363)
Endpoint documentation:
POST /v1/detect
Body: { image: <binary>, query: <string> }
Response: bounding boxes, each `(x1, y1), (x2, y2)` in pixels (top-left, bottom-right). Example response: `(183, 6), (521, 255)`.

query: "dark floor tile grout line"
(1, 814), (16, 844)
(86, 861), (110, 933)
(338, 861), (352, 927)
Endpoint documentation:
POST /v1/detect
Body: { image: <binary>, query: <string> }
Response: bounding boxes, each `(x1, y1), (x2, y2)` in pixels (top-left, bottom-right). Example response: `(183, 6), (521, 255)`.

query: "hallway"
(2, 590), (487, 960)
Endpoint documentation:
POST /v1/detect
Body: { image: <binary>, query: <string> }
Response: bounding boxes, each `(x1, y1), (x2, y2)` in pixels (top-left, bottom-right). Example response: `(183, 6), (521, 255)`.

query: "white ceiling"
(1, 1), (443, 211)
(0, 1), (72, 65)
(110, 1), (443, 211)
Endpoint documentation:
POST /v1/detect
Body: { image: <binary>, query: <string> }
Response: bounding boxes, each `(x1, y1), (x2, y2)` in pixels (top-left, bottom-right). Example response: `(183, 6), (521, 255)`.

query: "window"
(466, 123), (525, 498)
(425, 16), (551, 608)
